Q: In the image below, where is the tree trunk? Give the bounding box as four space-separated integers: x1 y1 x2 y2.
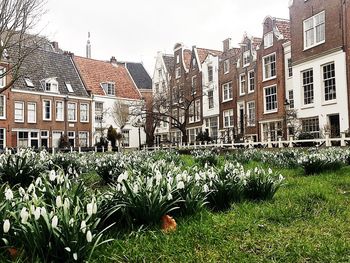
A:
181 130 188 144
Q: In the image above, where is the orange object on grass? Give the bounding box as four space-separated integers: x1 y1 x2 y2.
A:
161 215 177 233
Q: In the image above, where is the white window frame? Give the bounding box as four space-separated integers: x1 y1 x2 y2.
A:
101 82 115 96
65 82 74 92
262 53 276 81
175 67 181 79
264 32 274 49
80 103 89 122
67 102 77 122
189 103 194 124
287 58 293 78
247 101 256 127
243 51 250 67
0 67 5 88
55 100 64 121
223 59 230 74
195 99 201 122
27 102 36 123
0 95 6 119
14 101 24 123
0 128 6 149
191 76 196 94
222 82 233 102
45 79 59 93
223 109 234 128
263 85 278 113
24 78 34 88
43 100 52 121
208 89 214 109
208 65 213 82
248 70 255 93
239 73 246 96
302 68 314 106
322 62 336 102
79 131 89 147
303 11 325 50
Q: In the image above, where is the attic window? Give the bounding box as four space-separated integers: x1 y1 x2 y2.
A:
65 82 74 92
24 78 34 88
44 78 59 93
192 58 196 67
264 32 274 49
101 82 115 96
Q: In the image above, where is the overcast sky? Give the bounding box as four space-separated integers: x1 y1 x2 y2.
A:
40 0 290 75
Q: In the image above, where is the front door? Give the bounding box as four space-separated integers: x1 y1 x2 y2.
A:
239 107 244 135
329 114 340 138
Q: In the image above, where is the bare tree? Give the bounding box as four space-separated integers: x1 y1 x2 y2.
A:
112 100 130 131
0 0 46 93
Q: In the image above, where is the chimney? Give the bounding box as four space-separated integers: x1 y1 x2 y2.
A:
223 38 232 52
51 41 59 52
110 56 117 64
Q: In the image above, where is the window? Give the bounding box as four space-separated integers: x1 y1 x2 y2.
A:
323 62 336 101
189 104 194 123
52 131 63 148
0 128 5 149
45 79 59 93
192 58 196 68
175 67 181 79
287 58 293 77
18 132 29 147
248 71 255 93
68 131 75 147
65 82 74 92
223 59 230 73
239 74 246 95
0 67 5 88
158 69 162 78
264 85 277 112
0 95 6 119
80 103 89 122
243 51 250 67
14 101 24 122
288 90 294 109
24 78 34 88
223 109 234 128
79 132 88 147
262 121 283 141
208 90 214 109
95 102 103 121
208 66 213 82
102 82 115 96
155 83 159 94
304 11 325 49
41 130 49 148
176 54 180 64
121 130 129 147
264 32 273 49
27 102 36 123
43 100 52 120
302 69 314 105
68 102 77 121
191 76 196 94
302 117 320 138
263 53 276 80
195 100 201 122
56 101 64 121
247 101 255 126
222 82 233 102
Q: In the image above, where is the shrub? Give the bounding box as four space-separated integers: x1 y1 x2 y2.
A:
192 149 218 167
243 167 284 200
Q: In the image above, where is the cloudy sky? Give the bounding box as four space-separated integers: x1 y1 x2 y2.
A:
40 0 290 75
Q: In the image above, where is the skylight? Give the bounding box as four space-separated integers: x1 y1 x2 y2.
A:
24 78 34 88
65 82 74 92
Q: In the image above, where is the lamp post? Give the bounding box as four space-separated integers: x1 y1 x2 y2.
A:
284 99 291 139
134 118 143 150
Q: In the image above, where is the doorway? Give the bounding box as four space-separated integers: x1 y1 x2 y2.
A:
329 114 340 138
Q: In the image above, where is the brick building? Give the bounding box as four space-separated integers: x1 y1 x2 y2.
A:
257 16 291 141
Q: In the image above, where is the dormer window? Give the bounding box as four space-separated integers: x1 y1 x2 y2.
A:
24 78 34 88
44 78 59 93
101 82 115 96
192 58 196 67
65 82 74 92
264 32 274 49
243 51 250 67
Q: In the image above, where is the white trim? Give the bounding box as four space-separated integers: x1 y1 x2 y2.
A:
67 102 77 122
239 73 246 96
262 52 277 81
248 70 255 94
80 102 89 123
14 101 25 123
303 11 325 51
0 95 6 120
263 84 278 114
27 102 37 124
42 99 52 121
55 100 64 122
10 88 92 101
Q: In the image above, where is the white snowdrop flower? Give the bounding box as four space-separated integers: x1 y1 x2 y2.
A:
68 167 72 174
49 170 56 181
35 177 42 186
86 203 93 216
80 220 87 233
64 247 71 252
133 184 139 194
34 207 41 220
51 216 58 228
5 188 13 200
268 168 273 174
20 208 29 224
56 196 63 208
177 181 185 190
3 219 10 233
117 171 128 183
167 193 173 201
195 173 201 181
92 202 97 214
279 174 284 182
73 253 78 261
203 184 209 193
69 218 74 227
86 230 92 242
64 198 70 210
30 205 35 214
40 207 47 217
246 170 251 177
155 171 162 182
41 187 46 193
18 187 25 197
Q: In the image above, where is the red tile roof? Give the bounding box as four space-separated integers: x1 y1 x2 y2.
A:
74 56 141 100
275 18 291 40
197 48 223 63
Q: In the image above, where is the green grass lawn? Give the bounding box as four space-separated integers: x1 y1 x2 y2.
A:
91 165 350 263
